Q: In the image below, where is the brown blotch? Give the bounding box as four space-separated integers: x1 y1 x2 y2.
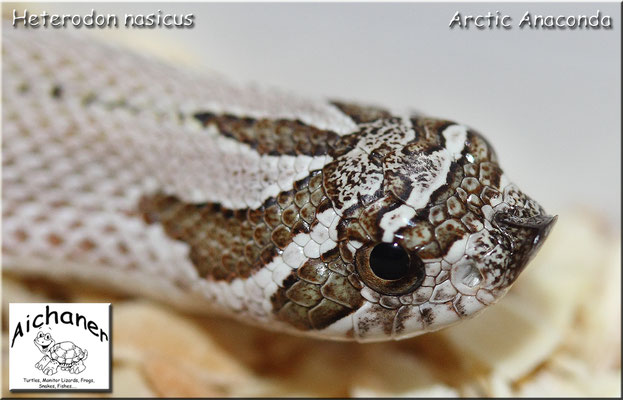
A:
188 247 212 278
309 188 325 207
271 272 298 310
328 132 360 158
297 259 330 284
308 173 323 192
78 238 96 252
14 229 30 243
295 138 314 154
410 117 456 147
358 197 397 241
126 262 139 271
299 203 316 225
348 274 364 290
286 281 323 307
97 256 112 266
320 247 340 263
193 112 342 156
263 204 282 229
309 298 353 330
246 208 264 225
136 170 328 283
221 253 237 271
47 233 64 247
244 243 261 266
281 205 299 227
330 101 393 124
291 219 310 236
259 246 277 265
34 214 49 223
320 273 364 309
293 191 310 209
102 224 117 234
293 174 312 192
338 219 370 243
277 302 313 330
140 193 283 282
338 241 355 264
276 190 294 209
50 199 70 209
253 223 271 247
17 81 30 93
327 259 349 276
316 198 334 215
271 225 292 249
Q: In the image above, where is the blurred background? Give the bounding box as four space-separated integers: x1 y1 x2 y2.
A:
8 1 620 229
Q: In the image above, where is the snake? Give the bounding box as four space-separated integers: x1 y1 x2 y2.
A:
2 27 557 342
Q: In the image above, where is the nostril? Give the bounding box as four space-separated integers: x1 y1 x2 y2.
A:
494 212 558 285
494 212 558 252
533 215 558 247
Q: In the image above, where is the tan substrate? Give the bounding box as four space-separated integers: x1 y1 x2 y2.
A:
1 209 620 397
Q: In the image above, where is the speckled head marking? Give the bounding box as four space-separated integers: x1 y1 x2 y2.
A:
308 115 556 340
260 114 557 341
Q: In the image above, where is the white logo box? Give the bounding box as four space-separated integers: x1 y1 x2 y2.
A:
9 303 111 392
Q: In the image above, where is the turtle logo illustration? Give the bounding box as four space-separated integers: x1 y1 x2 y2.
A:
33 331 88 375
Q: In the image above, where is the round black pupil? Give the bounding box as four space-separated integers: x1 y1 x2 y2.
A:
369 243 409 280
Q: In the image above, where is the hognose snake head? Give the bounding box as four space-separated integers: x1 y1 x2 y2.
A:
1 27 556 342
317 113 557 340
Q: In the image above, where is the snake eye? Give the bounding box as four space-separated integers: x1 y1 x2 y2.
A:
356 242 426 296
369 243 409 280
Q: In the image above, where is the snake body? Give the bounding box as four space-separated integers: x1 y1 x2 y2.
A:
2 28 556 342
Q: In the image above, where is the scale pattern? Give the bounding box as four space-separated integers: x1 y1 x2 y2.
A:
2 28 556 341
